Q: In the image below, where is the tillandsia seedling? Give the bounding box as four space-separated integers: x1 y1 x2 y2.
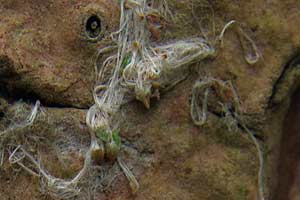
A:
91 0 262 198
0 0 265 199
217 20 260 65
95 129 121 162
0 101 41 167
190 77 265 200
91 136 105 164
118 156 140 194
121 53 133 70
191 78 240 126
0 101 94 199
96 128 110 142
105 130 121 162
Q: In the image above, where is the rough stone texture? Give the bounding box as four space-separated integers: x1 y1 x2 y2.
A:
0 0 300 199
0 0 120 107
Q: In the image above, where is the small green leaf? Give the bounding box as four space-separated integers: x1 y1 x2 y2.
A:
96 129 109 142
112 130 121 147
121 53 132 69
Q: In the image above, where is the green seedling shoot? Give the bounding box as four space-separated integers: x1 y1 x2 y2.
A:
121 53 132 69
96 129 110 142
96 129 121 162
105 130 121 162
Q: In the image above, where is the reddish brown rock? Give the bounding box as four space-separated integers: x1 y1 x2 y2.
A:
1 0 300 200
0 0 119 107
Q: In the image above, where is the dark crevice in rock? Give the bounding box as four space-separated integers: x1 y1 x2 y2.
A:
272 86 300 200
0 81 88 110
6 84 89 109
0 78 88 110
0 56 88 110
268 49 300 108
0 55 16 78
6 87 87 110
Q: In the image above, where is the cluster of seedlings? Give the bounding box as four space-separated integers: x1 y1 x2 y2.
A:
190 78 265 200
0 0 265 199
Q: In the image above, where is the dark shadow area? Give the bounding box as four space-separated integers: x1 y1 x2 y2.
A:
0 82 75 109
268 49 300 107
0 56 89 109
274 87 300 200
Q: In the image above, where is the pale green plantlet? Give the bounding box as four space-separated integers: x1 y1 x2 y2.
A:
96 129 110 142
112 130 121 147
121 53 132 69
104 130 121 162
0 0 264 199
190 77 265 200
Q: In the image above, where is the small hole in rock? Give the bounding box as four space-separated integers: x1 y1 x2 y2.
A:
85 15 102 40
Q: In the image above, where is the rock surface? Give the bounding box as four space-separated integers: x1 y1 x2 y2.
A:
0 0 119 107
0 0 300 199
